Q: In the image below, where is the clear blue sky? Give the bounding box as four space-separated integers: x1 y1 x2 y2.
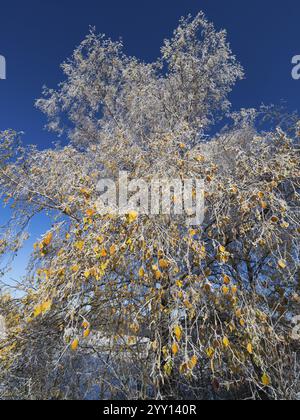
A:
0 0 299 283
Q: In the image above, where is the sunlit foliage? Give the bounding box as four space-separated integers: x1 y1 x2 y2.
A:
0 13 299 400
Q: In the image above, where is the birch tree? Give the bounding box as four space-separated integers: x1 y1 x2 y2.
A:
0 13 299 400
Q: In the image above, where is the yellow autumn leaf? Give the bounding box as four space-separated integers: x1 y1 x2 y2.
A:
100 248 107 257
109 244 116 255
43 232 53 247
71 338 79 351
174 325 183 341
189 229 198 237
75 241 84 251
179 362 188 374
41 300 52 313
222 285 230 295
247 343 253 355
223 275 230 285
86 208 96 217
231 285 238 295
223 337 230 348
164 361 173 376
82 320 89 329
138 267 145 278
83 329 91 338
33 304 43 318
188 355 198 369
278 259 287 269
127 210 138 224
206 347 215 359
155 270 162 280
129 322 140 333
236 308 242 318
195 155 205 163
159 259 170 270
96 236 104 244
261 201 268 210
262 373 271 386
172 342 179 356
33 300 52 318
71 265 80 273
281 221 289 229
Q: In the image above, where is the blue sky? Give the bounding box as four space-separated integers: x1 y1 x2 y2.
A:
0 0 299 283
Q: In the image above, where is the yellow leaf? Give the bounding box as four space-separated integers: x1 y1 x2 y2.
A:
172 342 179 356
179 362 188 374
84 270 91 279
71 338 79 351
222 286 230 295
278 259 287 269
164 361 173 376
109 244 116 255
82 320 89 329
261 201 268 210
129 322 140 333
43 232 53 247
262 373 271 386
33 300 52 318
96 236 104 244
71 265 80 273
247 343 253 355
195 155 205 163
162 346 169 359
281 221 289 229
33 304 43 318
189 229 198 237
223 275 231 285
174 325 183 341
236 309 242 318
231 285 238 295
128 336 137 345
206 347 215 359
75 241 84 251
159 259 170 270
41 300 52 313
257 191 265 199
188 355 198 369
223 337 230 348
100 248 107 258
127 210 138 224
83 329 90 338
219 245 226 253
86 208 96 217
138 267 145 278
